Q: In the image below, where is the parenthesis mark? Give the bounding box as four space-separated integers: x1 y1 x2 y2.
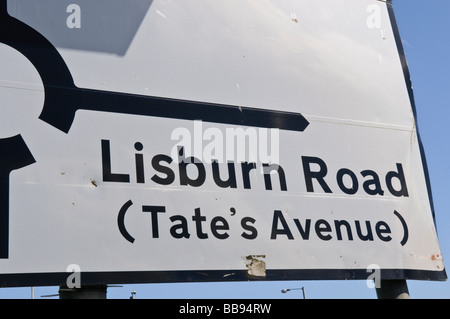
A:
230 207 236 216
118 200 135 243
394 210 408 246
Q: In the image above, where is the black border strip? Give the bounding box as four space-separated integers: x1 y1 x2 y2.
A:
385 1 447 280
386 1 437 222
387 1 447 277
0 268 445 288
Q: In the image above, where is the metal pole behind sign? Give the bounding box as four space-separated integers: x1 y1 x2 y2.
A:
58 285 107 299
376 280 410 299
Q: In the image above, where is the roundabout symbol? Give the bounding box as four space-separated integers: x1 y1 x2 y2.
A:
0 0 308 258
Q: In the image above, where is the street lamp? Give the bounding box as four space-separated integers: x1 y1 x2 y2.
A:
281 286 306 299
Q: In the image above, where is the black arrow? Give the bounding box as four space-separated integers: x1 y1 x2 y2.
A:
0 1 309 134
39 86 310 134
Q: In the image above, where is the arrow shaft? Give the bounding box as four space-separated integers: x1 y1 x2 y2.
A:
77 88 309 132
0 135 36 259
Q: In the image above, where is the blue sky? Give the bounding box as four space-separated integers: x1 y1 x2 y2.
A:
1 0 449 299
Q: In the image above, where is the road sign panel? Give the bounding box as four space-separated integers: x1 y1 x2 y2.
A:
0 0 445 287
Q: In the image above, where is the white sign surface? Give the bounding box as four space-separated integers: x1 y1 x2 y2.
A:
0 0 445 286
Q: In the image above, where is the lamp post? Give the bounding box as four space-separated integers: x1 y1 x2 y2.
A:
281 286 306 299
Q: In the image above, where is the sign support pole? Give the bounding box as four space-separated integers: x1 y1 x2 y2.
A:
376 280 410 299
58 285 107 299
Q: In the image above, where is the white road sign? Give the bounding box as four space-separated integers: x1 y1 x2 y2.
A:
0 0 445 287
